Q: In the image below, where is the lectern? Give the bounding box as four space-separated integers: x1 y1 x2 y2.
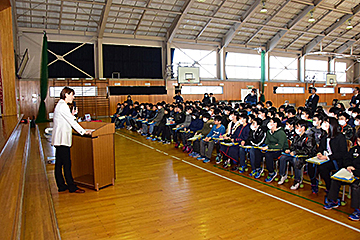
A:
71 121 115 191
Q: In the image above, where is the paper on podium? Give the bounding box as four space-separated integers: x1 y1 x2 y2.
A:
306 156 330 165
331 168 358 183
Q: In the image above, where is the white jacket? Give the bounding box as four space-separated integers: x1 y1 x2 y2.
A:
51 99 86 147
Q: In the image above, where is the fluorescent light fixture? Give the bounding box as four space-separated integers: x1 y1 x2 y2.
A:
308 11 315 23
346 19 353 30
260 1 267 13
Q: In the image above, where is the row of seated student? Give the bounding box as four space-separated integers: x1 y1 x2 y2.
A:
111 100 360 222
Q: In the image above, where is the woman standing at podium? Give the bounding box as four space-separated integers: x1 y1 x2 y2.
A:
52 87 92 193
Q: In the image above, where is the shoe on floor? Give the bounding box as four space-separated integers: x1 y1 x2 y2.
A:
265 172 277 183
349 209 360 221
238 166 246 173
254 168 264 179
215 155 223 164
197 156 205 161
70 188 85 193
278 175 287 185
231 166 239 171
249 170 256 177
290 181 301 190
203 158 210 163
323 200 340 210
192 153 200 158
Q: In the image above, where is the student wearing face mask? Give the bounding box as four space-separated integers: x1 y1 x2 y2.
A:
355 115 360 133
327 107 340 118
245 118 267 178
308 117 347 195
189 113 214 159
223 114 250 171
284 119 296 142
306 114 326 145
278 120 317 190
180 111 204 152
258 108 270 128
219 113 242 166
300 109 313 128
338 112 354 141
261 118 289 183
323 131 360 221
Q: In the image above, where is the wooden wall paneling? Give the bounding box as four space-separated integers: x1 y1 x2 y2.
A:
0 7 17 116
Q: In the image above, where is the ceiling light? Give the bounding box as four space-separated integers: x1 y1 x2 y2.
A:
308 11 315 23
260 1 267 13
197 0 206 2
346 19 353 30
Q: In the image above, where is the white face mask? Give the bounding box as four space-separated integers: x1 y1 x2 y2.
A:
203 118 208 122
157 106 161 110
250 125 257 131
208 111 212 115
301 115 306 120
355 120 360 126
321 122 328 131
338 120 346 126
267 122 273 130
259 115 264 120
285 125 290 130
295 128 302 135
257 106 262 109
192 116 196 119
186 112 190 115
328 113 335 117
140 106 144 109
229 115 234 121
352 113 357 118
313 121 318 127
239 119 244 125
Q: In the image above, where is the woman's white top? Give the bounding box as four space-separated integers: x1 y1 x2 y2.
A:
51 99 86 147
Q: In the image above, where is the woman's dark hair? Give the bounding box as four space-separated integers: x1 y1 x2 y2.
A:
60 87 75 100
326 117 341 139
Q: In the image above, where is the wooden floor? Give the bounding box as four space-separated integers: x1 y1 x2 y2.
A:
41 127 360 239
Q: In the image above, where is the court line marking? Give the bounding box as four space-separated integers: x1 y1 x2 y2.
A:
116 132 360 233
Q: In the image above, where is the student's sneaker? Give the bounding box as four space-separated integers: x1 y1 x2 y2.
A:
203 158 210 163
175 142 180 148
197 156 205 161
323 200 340 210
249 170 256 177
182 146 187 151
349 209 360 221
278 175 287 185
141 133 147 136
223 159 231 168
189 152 195 157
231 166 239 171
290 180 301 190
137 129 142 133
146 136 152 140
163 140 171 145
254 168 263 179
238 166 247 173
265 172 277 183
215 154 222 164
152 138 158 141
192 153 200 158
311 184 319 194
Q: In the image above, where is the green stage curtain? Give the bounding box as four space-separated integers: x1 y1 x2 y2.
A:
36 32 49 123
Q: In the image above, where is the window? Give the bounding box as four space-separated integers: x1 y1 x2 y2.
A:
225 52 261 80
172 49 216 79
305 59 328 82
335 61 347 83
49 86 97 97
269 56 297 81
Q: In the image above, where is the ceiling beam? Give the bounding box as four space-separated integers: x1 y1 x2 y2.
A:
220 0 261 51
245 0 291 45
97 0 112 38
195 0 227 41
301 3 360 56
265 0 323 52
167 0 196 43
134 0 153 36
335 40 356 54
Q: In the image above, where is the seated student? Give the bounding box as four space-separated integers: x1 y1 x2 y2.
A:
323 132 360 221
147 103 165 138
258 108 270 128
256 102 264 110
198 115 226 163
265 101 273 110
174 106 193 148
284 118 296 142
246 118 267 178
189 113 214 158
260 118 289 183
180 111 203 152
308 117 347 194
152 108 170 141
355 115 360 133
328 107 341 118
111 103 122 123
135 104 147 132
300 109 313 128
296 107 305 120
234 114 251 172
278 120 317 190
267 110 276 120
338 112 354 141
306 113 326 145
284 108 297 124
219 112 242 166
349 108 360 128
275 112 284 122
141 104 154 136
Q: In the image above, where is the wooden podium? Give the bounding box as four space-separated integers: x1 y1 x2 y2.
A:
71 122 115 191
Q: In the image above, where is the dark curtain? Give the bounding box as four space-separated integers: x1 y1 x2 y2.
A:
36 32 48 123
171 48 175 78
103 45 162 79
47 42 94 78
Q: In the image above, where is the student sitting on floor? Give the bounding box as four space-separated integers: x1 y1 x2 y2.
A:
218 112 242 166
180 110 203 152
246 118 267 178
308 117 347 194
323 131 360 221
260 118 289 183
338 112 354 141
278 120 317 190
189 113 214 158
197 115 225 163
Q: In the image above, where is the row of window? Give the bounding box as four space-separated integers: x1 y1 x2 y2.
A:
172 49 348 82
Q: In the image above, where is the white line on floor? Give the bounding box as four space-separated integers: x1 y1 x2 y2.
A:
115 132 360 233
